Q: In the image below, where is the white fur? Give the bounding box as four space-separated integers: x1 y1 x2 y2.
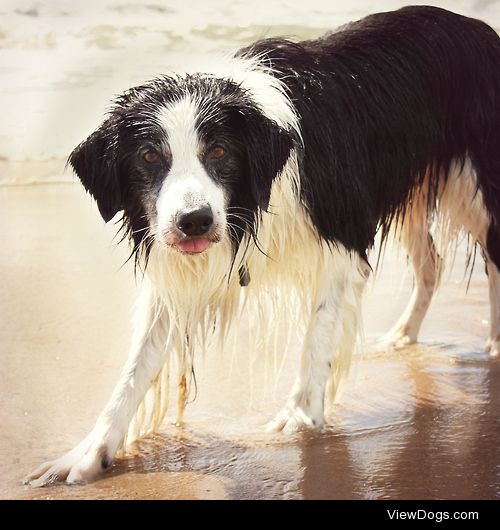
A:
265 246 368 432
383 175 442 347
177 54 301 137
385 158 500 355
155 95 227 240
436 158 491 251
25 143 368 485
221 55 302 137
485 259 500 358
24 281 170 485
24 59 332 486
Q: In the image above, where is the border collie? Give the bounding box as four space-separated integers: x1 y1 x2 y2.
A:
26 5 500 486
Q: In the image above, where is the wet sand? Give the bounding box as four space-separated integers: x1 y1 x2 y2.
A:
1 183 498 500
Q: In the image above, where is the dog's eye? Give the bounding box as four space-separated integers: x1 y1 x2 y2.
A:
207 146 226 160
143 150 160 163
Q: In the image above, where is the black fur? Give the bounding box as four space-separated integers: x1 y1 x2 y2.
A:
190 78 297 251
70 5 500 271
240 5 500 267
69 117 123 223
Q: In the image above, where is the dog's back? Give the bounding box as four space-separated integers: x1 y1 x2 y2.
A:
239 5 500 266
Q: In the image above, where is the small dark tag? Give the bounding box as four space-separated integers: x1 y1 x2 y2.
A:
239 264 251 286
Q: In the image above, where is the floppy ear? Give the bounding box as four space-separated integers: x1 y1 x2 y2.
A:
69 117 123 223
240 111 297 211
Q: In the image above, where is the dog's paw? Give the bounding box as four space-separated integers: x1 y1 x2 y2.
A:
486 337 499 358
24 440 112 487
265 404 324 433
380 327 417 349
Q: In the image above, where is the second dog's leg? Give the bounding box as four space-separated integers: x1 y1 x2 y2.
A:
24 281 170 486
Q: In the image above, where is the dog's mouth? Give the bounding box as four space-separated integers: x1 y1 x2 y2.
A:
174 236 211 254
161 223 224 255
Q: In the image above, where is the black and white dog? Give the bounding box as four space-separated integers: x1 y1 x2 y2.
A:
26 6 500 486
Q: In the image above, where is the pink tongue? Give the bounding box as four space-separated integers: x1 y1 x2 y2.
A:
176 237 210 253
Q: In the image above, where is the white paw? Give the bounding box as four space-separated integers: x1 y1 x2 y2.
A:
24 438 112 487
265 404 324 433
380 327 417 349
486 338 499 358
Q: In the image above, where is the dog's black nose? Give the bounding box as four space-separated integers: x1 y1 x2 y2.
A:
176 207 214 236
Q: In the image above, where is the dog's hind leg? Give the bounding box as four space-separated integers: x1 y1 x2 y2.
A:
436 158 500 356
24 281 171 486
266 249 368 433
383 195 442 347
485 223 500 358
485 258 500 357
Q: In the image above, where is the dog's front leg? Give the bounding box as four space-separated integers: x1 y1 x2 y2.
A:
266 255 365 433
24 281 170 487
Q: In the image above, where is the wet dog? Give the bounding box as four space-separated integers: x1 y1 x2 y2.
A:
26 5 500 486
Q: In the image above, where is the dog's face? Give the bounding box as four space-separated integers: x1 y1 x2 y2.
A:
69 75 296 260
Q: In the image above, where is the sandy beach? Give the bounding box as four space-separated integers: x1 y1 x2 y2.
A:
1 182 498 499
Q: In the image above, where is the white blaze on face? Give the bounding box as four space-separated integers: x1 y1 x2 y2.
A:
155 95 227 241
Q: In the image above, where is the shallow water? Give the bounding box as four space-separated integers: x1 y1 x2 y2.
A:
0 184 498 499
